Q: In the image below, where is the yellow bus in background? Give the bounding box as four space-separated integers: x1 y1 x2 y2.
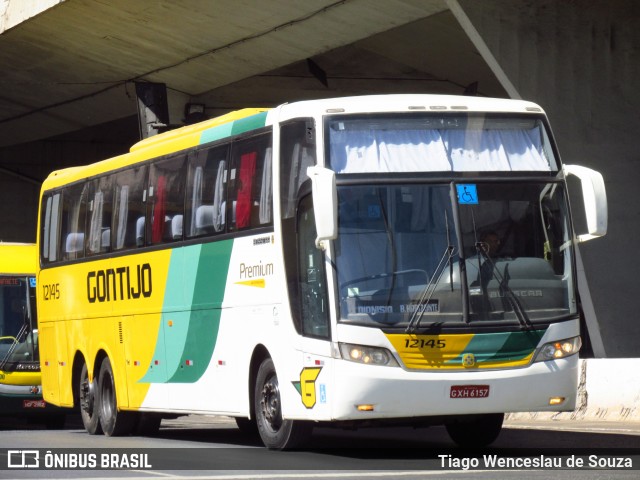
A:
0 242 65 428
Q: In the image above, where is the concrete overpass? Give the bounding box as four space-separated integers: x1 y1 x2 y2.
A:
0 0 638 357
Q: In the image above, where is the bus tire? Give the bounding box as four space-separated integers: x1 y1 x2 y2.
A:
97 357 136 436
254 358 311 450
79 362 102 435
445 413 504 448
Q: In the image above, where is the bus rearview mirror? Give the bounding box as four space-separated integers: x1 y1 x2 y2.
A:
307 166 337 249
563 164 608 242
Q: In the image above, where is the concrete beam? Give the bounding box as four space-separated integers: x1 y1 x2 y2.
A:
446 0 520 99
0 0 62 33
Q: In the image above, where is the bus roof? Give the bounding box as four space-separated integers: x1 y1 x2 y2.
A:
0 243 36 275
41 107 269 191
275 94 545 121
128 108 270 154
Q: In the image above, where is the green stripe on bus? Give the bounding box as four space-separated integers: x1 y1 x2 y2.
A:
446 330 545 365
198 111 267 146
140 248 192 384
230 111 268 136
140 240 234 384
484 329 545 363
199 123 233 145
169 240 233 383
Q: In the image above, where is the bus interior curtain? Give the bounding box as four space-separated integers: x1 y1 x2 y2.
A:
116 185 129 249
285 143 301 219
331 128 550 173
88 191 104 253
152 175 167 243
259 148 272 224
236 153 256 228
49 194 61 261
212 160 226 231
190 166 203 237
70 184 89 236
285 143 315 219
43 197 52 260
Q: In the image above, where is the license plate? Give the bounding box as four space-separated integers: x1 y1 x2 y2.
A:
23 399 46 409
450 385 490 399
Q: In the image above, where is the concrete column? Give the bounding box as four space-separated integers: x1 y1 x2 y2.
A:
451 0 640 357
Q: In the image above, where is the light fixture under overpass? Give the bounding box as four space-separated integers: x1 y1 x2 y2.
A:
183 103 207 125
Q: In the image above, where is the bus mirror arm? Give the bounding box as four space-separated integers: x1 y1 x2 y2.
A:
563 164 608 242
307 166 338 250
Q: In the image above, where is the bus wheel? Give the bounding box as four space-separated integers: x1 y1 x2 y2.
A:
97 357 135 436
445 413 504 448
254 358 311 449
79 362 102 435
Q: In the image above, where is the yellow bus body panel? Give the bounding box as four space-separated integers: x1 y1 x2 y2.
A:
38 250 172 408
0 370 40 386
0 243 36 275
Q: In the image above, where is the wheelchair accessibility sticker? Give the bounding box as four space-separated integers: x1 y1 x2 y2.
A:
457 184 478 205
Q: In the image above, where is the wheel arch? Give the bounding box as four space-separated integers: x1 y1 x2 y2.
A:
71 350 86 408
71 349 107 406
247 344 271 419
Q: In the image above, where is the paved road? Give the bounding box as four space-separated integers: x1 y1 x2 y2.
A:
0 414 639 479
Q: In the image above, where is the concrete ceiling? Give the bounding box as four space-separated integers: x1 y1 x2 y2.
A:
0 0 506 148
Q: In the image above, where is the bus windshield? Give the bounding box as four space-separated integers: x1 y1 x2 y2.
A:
0 276 38 369
335 181 575 328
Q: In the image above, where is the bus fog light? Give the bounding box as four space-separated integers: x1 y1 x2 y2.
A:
339 343 398 367
549 397 565 406
356 404 375 411
534 336 582 362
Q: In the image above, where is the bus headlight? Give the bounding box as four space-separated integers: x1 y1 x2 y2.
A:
534 336 582 362
339 343 398 367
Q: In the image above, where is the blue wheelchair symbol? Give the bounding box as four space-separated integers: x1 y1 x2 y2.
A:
457 184 478 205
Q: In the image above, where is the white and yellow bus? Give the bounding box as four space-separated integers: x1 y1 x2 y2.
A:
37 94 607 448
0 243 65 427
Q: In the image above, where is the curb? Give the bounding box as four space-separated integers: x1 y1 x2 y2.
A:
506 359 640 423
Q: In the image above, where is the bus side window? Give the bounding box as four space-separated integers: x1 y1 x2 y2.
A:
86 175 113 256
60 182 90 261
185 144 229 238
147 155 186 245
113 165 147 250
279 120 317 335
229 132 273 231
41 192 61 264
298 194 330 339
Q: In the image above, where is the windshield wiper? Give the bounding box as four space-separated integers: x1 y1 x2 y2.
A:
475 244 533 330
0 320 29 370
406 210 457 333
406 243 456 334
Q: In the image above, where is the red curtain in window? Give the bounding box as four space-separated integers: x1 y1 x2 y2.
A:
236 152 256 228
152 175 166 243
